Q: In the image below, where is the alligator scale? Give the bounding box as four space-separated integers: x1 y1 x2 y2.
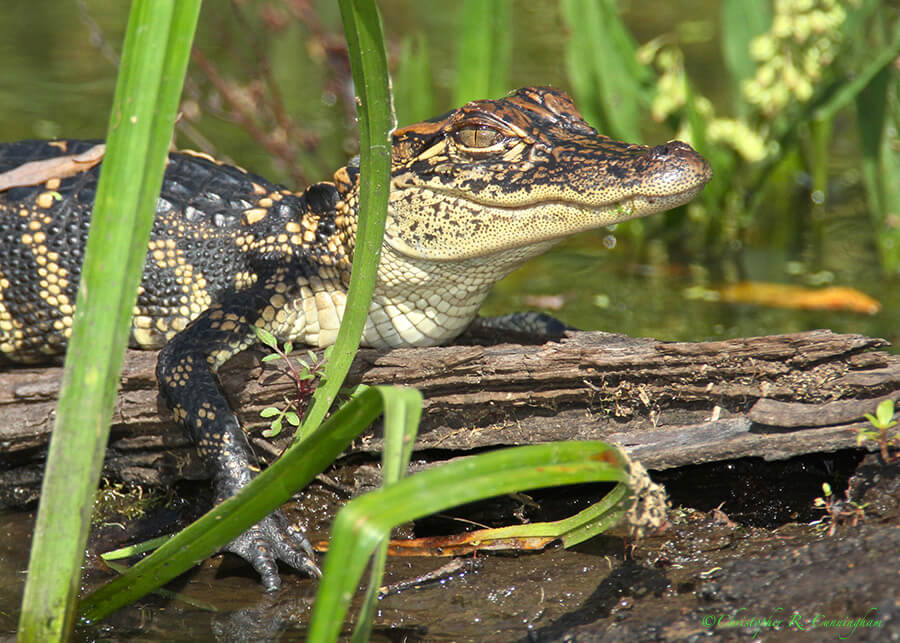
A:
0 87 711 589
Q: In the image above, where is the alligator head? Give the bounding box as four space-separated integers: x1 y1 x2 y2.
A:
338 86 712 348
385 86 711 262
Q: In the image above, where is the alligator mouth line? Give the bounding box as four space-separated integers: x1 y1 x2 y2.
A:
402 184 708 215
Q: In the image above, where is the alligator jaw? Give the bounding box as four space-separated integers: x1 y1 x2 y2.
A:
384 153 712 262
616 179 712 220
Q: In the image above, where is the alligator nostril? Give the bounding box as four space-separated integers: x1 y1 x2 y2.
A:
650 141 696 160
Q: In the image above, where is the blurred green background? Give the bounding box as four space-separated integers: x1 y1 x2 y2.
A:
2 0 897 348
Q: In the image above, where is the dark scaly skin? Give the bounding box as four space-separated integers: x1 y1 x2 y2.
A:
0 140 350 361
0 87 712 589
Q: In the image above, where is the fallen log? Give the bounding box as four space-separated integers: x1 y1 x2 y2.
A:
1 329 897 505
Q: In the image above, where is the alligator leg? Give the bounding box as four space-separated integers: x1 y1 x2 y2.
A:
156 269 320 590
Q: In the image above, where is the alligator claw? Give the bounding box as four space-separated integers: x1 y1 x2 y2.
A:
224 510 321 591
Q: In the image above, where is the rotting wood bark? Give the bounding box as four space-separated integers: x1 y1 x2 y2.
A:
1 329 897 505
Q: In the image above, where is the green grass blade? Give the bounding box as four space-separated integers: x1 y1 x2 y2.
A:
393 33 435 126
81 1 394 623
100 535 173 561
558 481 630 546
352 386 422 643
308 442 629 641
78 387 385 624
101 561 219 613
457 481 629 547
560 0 648 140
808 116 832 199
720 0 771 114
857 64 900 275
377 386 423 484
297 0 393 440
17 2 200 640
453 0 512 105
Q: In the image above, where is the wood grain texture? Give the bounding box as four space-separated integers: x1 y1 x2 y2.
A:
2 329 897 505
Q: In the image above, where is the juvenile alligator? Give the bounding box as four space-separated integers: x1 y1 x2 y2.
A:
0 87 711 589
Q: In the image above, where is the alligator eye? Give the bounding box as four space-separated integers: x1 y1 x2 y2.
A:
454 126 504 149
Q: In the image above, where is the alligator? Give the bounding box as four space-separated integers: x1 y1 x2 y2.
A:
0 86 712 590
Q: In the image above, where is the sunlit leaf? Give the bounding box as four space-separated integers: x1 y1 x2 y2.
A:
254 326 278 349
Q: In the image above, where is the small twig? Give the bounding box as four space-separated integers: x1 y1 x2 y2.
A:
74 0 120 67
378 558 483 597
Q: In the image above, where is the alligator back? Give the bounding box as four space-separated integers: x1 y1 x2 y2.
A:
0 140 326 362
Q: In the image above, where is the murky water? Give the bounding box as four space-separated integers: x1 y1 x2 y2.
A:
1 0 897 639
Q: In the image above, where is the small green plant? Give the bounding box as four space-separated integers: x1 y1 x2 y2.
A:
813 482 867 536
854 399 899 463
254 326 330 437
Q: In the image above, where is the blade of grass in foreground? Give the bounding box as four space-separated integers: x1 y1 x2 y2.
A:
296 0 393 441
382 479 630 557
78 387 389 624
351 385 422 643
80 0 393 624
82 386 422 627
308 441 630 642
18 2 200 640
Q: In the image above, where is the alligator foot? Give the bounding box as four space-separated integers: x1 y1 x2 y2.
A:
477 311 574 336
224 509 321 591
464 311 575 344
